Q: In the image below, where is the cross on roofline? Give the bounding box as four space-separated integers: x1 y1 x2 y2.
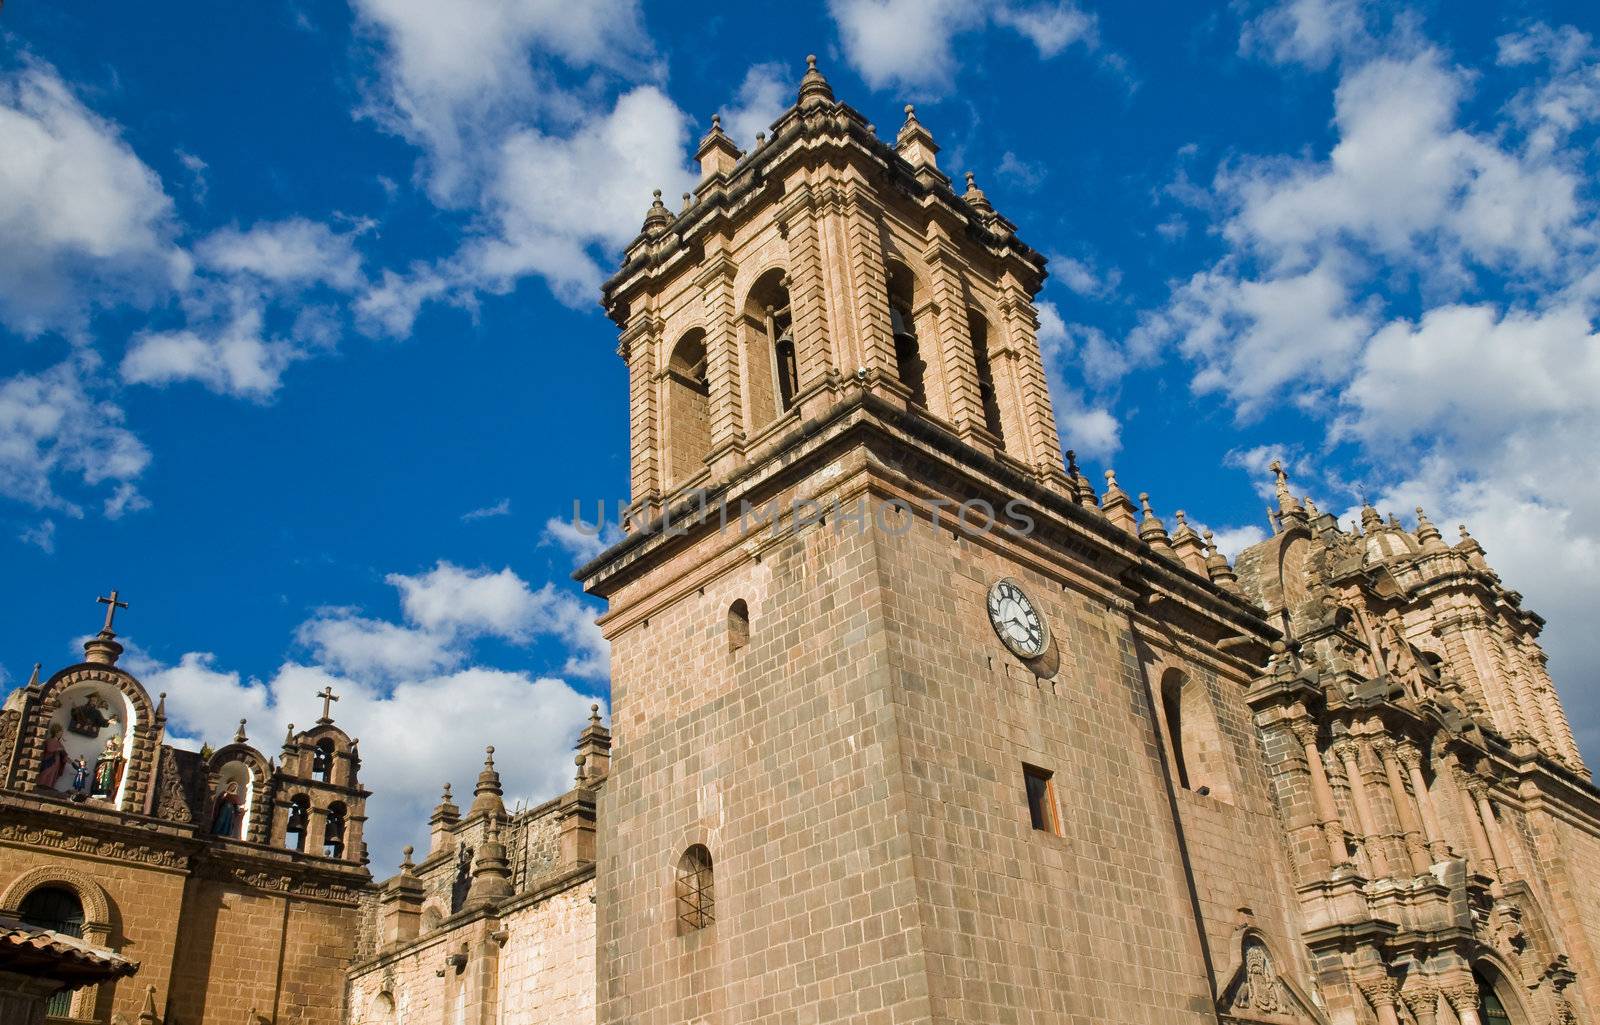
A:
316 685 340 724
97 590 129 634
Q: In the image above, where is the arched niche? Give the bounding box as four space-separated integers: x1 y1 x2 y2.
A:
885 259 928 408
665 328 712 487
39 674 146 810
0 866 114 945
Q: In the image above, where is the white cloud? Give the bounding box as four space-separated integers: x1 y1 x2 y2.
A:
0 355 150 515
462 498 512 522
388 562 543 640
121 306 303 401
18 520 56 554
351 0 657 204
134 648 602 865
1037 300 1121 459
196 219 365 291
718 63 789 151
828 0 1098 95
541 515 620 567
297 612 461 679
1238 0 1369 69
0 59 188 337
995 150 1047 190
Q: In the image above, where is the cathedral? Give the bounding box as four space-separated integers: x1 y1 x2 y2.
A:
4 56 1600 1025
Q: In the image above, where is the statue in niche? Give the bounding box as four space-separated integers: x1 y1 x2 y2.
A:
70 756 90 798
91 735 124 798
37 723 69 788
1234 940 1282 1013
68 694 117 738
211 780 244 837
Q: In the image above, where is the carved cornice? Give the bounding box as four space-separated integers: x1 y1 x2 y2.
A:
0 820 186 870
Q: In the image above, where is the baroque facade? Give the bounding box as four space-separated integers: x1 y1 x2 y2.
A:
0 602 372 1025
13 56 1600 1025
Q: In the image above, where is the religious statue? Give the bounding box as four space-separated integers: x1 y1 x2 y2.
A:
37 723 69 788
91 736 124 798
70 757 90 797
68 694 117 738
211 780 244 837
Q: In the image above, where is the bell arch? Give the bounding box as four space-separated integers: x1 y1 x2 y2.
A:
665 328 712 487
741 267 794 428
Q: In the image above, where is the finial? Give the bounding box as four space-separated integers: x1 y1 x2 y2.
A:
1304 496 1319 517
681 192 692 212
1065 449 1079 476
484 745 495 768
1203 529 1217 554
442 782 453 802
1139 492 1154 515
589 703 602 726
963 170 994 215
710 113 722 131
234 718 248 744
756 130 766 145
1104 469 1120 490
640 189 672 234
1360 502 1382 530
1268 459 1303 516
27 662 41 688
283 723 295 747
1415 506 1444 549
401 844 415 869
798 53 835 107
903 103 918 122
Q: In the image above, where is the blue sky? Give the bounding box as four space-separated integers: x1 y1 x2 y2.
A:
3 0 1597 862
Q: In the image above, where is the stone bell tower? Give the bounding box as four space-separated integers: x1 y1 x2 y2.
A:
583 56 1288 1025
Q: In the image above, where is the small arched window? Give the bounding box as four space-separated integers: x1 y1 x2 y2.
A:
451 844 474 913
675 844 715 934
728 600 750 652
20 886 84 1018
324 801 348 859
312 738 336 783
285 794 310 852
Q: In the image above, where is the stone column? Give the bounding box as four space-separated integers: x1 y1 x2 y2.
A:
924 230 984 439
995 283 1068 492
1472 783 1517 881
1443 981 1484 1025
1359 977 1404 1025
1374 739 1431 874
621 313 662 527
1451 763 1500 881
1401 983 1439 1025
697 252 745 473
1397 742 1450 862
1293 722 1350 869
1335 739 1390 878
778 182 836 403
840 183 898 391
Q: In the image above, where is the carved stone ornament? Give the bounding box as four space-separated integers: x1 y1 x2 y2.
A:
157 747 194 823
1218 932 1329 1024
0 822 183 868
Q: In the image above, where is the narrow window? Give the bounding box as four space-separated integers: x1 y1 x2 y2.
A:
285 794 310 852
451 844 474 913
728 599 750 652
744 268 794 425
675 844 715 933
770 305 798 412
1023 765 1060 835
1161 670 1191 791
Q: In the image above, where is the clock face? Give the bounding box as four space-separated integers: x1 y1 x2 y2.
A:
987 578 1047 659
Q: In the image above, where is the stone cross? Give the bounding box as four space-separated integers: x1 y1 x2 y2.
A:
97 590 129 633
316 685 340 724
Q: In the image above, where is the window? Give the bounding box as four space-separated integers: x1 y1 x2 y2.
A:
728 600 750 652
1476 968 1513 1025
451 844 474 913
313 739 335 783
20 886 84 1018
744 269 796 424
1023 765 1060 835
675 844 715 933
285 794 310 852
